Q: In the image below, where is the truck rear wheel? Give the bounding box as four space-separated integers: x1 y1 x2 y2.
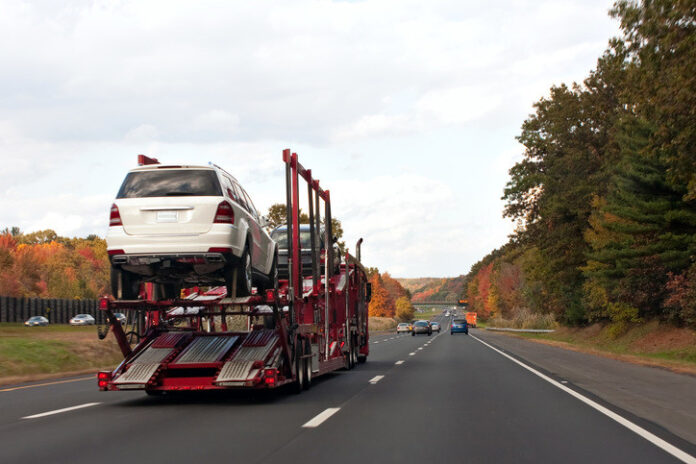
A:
293 343 305 394
303 341 312 390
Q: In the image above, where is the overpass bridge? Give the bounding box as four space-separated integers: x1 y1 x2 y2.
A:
412 301 465 308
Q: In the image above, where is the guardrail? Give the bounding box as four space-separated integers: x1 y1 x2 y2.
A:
485 327 555 333
0 295 104 324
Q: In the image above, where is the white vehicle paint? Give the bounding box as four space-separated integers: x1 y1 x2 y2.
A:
107 164 276 298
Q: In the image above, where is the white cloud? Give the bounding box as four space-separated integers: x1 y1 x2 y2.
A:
0 0 620 276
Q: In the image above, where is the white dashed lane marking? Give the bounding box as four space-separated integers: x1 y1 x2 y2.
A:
22 402 101 420
302 408 341 428
369 375 385 385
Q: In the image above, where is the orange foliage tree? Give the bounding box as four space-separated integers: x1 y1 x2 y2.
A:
0 230 109 298
368 273 396 317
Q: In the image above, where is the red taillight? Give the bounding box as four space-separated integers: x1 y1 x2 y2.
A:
264 368 278 386
214 201 234 224
97 371 112 390
99 297 109 310
208 247 232 254
107 249 125 256
109 203 122 226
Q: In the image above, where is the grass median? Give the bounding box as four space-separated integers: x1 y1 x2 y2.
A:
0 323 124 386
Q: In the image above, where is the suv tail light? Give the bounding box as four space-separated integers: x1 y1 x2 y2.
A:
214 201 235 224
110 204 122 226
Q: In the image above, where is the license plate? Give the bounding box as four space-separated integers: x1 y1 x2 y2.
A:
156 211 178 223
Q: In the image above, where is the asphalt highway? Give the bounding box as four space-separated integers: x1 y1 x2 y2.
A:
1 313 694 464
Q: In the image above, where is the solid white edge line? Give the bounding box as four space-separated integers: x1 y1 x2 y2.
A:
369 375 385 384
395 360 404 365
22 402 101 419
302 407 341 428
470 335 696 464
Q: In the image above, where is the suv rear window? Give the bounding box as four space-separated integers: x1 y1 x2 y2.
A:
271 228 325 250
117 170 222 198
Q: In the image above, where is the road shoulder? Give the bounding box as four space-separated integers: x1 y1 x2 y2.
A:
474 329 696 446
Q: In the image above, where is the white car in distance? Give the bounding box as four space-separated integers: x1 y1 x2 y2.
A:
107 162 277 300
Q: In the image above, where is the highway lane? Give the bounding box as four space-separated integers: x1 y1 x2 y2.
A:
1 313 693 463
0 326 431 464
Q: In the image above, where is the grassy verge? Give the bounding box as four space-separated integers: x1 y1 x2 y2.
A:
487 309 557 330
505 320 696 373
369 317 398 332
0 323 124 385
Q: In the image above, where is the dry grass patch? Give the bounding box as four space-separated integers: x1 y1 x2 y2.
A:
369 317 398 332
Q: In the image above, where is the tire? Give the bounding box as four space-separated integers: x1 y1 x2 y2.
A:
237 244 253 297
303 341 312 390
260 249 279 292
111 267 140 300
293 342 305 394
357 354 367 364
411 332 415 337
346 337 357 369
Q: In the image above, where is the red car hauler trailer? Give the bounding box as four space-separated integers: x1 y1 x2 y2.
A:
97 150 371 393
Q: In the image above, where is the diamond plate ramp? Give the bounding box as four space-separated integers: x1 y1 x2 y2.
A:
173 336 238 364
113 363 161 385
216 360 256 383
132 347 174 364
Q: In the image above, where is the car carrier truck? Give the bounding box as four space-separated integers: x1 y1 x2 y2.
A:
97 150 371 394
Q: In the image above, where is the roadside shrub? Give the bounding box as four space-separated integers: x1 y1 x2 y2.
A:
488 309 557 330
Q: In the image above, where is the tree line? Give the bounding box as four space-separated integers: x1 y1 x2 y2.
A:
368 270 415 321
467 0 696 329
0 228 109 299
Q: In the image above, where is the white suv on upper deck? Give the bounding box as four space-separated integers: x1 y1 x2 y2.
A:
106 162 277 299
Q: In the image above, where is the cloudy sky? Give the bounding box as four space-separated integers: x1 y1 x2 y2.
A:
0 0 620 278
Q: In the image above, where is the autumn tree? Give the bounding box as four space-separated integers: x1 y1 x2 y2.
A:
395 296 415 322
368 273 396 317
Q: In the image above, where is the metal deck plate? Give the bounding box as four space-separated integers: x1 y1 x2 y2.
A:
132 347 174 364
216 360 255 383
114 363 160 385
233 343 275 362
173 336 238 364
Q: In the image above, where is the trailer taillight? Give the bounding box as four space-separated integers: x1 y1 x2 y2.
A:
109 204 122 226
263 368 278 386
214 201 234 224
97 371 112 390
99 297 109 310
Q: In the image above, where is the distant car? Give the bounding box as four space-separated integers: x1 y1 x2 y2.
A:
70 314 96 326
450 318 468 335
25 316 49 326
444 311 450 317
113 313 127 325
396 322 411 333
412 320 432 336
431 321 441 333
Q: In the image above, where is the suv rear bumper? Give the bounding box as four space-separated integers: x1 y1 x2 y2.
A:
107 225 242 256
